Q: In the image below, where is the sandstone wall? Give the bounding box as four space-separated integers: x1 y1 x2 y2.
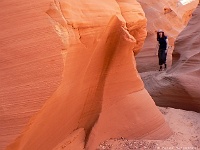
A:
136 0 198 72
141 4 200 112
0 0 63 149
1 0 172 150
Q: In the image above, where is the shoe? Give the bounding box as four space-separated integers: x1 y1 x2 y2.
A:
164 64 167 69
159 65 162 71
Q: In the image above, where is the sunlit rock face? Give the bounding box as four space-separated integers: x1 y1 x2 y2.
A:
141 4 200 113
0 1 64 150
3 0 172 150
136 0 198 72
180 0 196 5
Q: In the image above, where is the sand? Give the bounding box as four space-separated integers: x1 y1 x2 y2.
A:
98 107 200 150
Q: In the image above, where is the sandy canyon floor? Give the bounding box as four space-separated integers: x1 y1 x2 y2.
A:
98 107 200 150
97 69 200 150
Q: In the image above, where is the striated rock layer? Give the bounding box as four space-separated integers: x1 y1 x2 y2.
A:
3 0 172 150
136 0 199 72
141 3 200 112
0 0 64 150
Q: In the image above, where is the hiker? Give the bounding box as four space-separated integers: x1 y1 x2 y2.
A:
157 29 168 71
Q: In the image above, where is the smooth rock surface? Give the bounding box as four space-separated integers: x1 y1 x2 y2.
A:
140 3 200 112
0 0 63 149
1 1 172 150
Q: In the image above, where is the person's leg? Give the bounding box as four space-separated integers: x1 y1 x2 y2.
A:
159 65 162 71
164 51 167 69
160 50 166 70
158 50 162 71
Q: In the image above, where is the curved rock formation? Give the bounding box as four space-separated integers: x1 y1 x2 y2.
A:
136 0 198 72
141 4 200 112
2 0 172 150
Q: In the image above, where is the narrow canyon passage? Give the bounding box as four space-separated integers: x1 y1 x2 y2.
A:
0 0 199 150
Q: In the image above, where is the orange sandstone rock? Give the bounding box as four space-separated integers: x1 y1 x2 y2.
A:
141 4 200 112
167 3 200 112
3 0 172 150
0 0 63 150
53 128 85 150
136 0 198 72
164 7 172 14
116 0 147 55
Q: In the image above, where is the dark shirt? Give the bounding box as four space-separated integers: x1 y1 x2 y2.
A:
157 36 167 50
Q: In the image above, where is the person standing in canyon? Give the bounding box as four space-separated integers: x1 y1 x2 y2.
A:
156 29 168 71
